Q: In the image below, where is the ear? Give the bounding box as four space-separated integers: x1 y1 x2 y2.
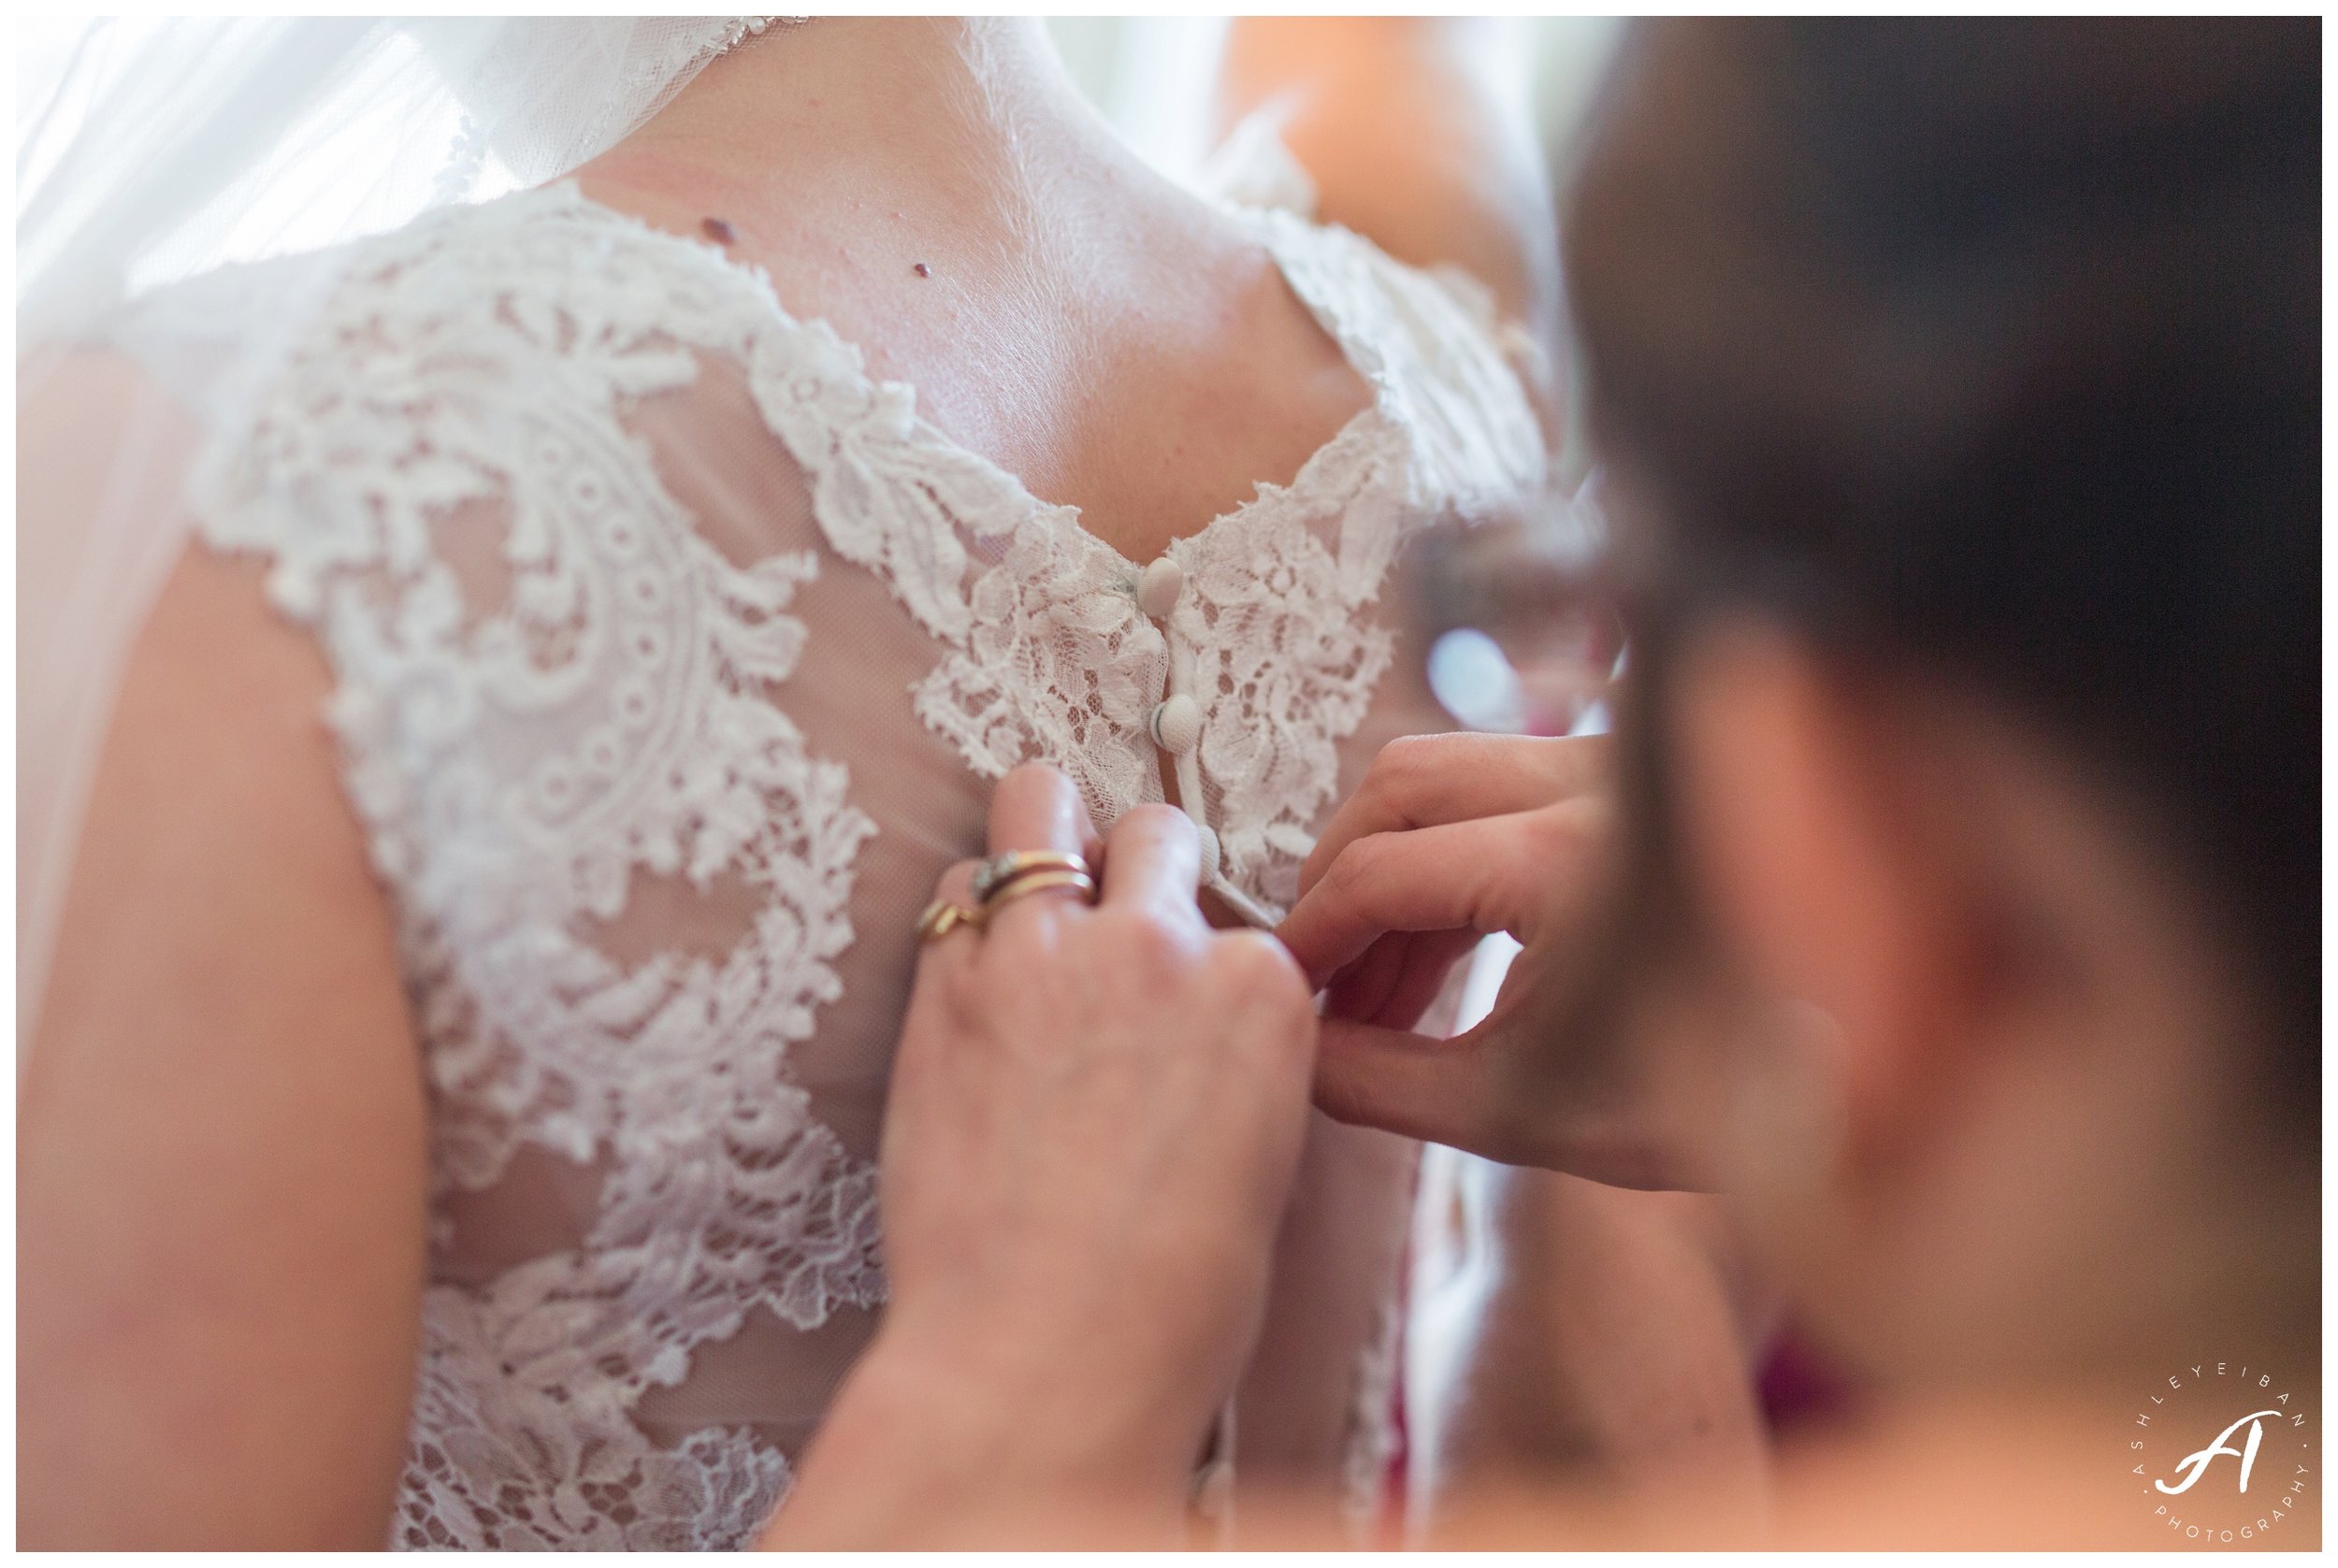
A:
1662 623 1964 1148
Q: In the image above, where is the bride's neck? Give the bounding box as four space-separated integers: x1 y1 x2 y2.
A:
592 19 1131 222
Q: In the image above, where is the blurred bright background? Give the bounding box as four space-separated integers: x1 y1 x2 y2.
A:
1046 17 1620 180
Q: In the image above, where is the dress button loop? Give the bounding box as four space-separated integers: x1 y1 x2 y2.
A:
1137 556 1185 619
1148 694 1202 755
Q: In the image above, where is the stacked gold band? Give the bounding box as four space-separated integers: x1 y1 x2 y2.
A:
980 867 1096 913
916 845 1090 943
971 849 1093 903
918 849 1100 945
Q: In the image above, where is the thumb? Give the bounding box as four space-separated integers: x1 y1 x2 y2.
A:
1320 1013 1733 1193
1310 1016 1514 1158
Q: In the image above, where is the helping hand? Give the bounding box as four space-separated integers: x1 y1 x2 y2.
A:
1278 731 1726 1190
775 764 1318 1546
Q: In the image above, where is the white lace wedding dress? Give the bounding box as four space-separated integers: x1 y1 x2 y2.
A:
99 176 1546 1548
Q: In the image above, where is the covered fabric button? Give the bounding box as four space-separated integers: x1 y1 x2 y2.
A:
1136 555 1185 619
1148 693 1202 755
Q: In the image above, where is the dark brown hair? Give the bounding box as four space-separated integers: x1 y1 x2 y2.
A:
1566 21 2318 1089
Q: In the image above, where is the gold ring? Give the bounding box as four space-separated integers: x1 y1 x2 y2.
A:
916 899 984 943
978 868 1097 914
972 849 1094 904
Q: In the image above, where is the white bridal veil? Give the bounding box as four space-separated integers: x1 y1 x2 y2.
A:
18 17 787 1038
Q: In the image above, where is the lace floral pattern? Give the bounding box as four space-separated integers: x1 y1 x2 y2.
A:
163 186 890 1548
772 201 1545 913
122 178 1544 1548
1173 442 1401 908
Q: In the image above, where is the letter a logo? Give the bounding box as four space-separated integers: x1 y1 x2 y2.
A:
2157 1411 2282 1495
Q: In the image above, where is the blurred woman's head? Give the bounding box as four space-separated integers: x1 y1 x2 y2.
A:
1559 19 2316 1383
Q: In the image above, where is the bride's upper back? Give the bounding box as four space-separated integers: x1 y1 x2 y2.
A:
574 18 1377 568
